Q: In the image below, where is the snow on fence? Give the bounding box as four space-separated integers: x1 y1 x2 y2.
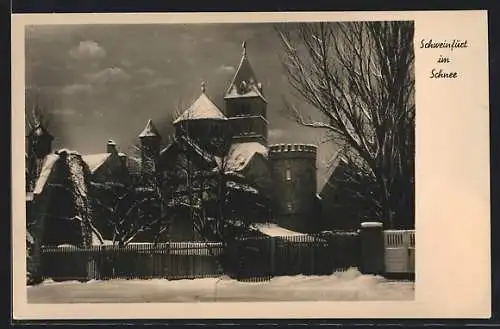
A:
384 230 415 274
40 242 224 281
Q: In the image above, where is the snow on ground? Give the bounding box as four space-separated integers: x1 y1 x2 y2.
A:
27 268 414 303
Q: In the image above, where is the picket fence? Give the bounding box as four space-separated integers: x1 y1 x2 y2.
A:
39 230 414 282
40 233 360 282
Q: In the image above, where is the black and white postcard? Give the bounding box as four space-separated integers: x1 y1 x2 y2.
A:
12 11 490 319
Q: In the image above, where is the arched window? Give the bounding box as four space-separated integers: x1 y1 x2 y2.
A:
285 168 292 181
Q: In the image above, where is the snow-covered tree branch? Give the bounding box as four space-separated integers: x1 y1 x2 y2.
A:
277 21 415 229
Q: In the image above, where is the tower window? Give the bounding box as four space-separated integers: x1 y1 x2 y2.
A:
287 202 293 212
285 168 292 181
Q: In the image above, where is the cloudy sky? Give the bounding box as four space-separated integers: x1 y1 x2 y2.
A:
25 23 340 185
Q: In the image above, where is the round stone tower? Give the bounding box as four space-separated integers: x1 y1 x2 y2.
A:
269 143 319 233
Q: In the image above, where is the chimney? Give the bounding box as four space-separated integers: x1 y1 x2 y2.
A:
107 139 117 154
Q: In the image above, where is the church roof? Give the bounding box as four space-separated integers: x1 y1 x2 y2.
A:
173 85 227 124
138 119 161 138
224 42 267 103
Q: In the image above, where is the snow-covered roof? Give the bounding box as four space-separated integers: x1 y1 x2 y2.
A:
224 42 267 103
82 153 111 173
226 180 259 194
173 92 227 124
318 148 344 194
225 84 265 101
138 119 161 138
361 222 383 228
33 153 59 195
251 223 307 238
224 142 268 173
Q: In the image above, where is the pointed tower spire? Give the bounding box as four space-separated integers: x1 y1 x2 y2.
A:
201 80 206 94
223 40 268 146
224 40 266 102
138 119 161 188
242 40 247 57
138 119 161 139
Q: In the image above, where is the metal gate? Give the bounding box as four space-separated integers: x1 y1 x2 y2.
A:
384 230 415 274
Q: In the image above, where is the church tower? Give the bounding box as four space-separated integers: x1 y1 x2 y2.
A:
29 122 53 160
27 121 54 191
224 41 268 146
173 82 228 155
138 119 161 188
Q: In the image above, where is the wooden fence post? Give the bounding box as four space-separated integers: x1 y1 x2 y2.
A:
359 221 385 275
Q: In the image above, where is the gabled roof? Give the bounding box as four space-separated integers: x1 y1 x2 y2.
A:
173 90 227 124
223 142 268 173
224 42 266 103
82 153 111 174
318 149 344 194
33 153 59 195
138 119 161 138
318 147 372 196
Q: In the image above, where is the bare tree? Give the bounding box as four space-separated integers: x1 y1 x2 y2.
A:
163 102 258 272
90 181 170 247
277 21 415 229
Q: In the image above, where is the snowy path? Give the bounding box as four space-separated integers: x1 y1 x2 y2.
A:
27 269 414 303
